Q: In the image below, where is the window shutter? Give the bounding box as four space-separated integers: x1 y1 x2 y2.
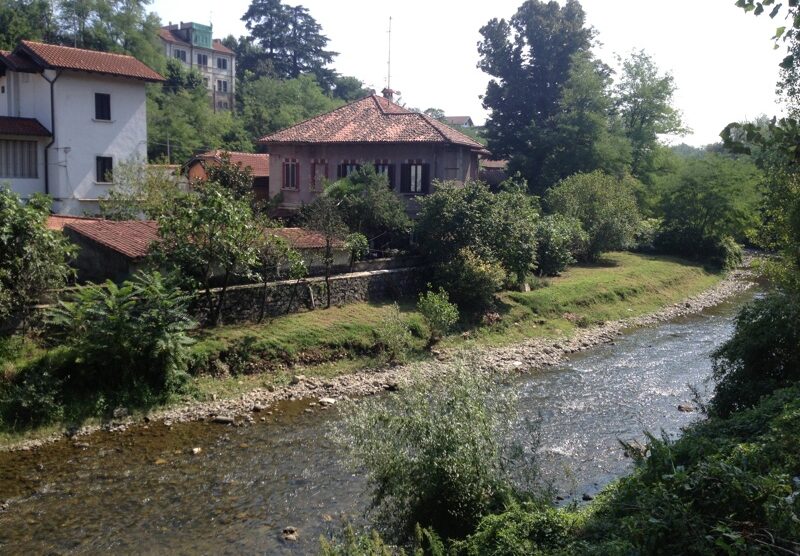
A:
388 164 396 189
337 163 344 179
421 163 431 193
283 162 288 189
294 162 300 189
400 163 410 192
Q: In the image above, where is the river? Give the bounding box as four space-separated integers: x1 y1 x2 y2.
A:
0 291 755 554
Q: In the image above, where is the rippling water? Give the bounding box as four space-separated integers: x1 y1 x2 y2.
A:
0 292 754 554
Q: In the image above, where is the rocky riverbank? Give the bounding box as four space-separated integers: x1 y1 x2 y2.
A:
3 262 757 452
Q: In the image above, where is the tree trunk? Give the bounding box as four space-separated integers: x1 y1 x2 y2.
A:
211 271 231 327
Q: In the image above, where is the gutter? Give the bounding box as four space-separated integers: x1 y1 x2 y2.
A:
41 69 61 197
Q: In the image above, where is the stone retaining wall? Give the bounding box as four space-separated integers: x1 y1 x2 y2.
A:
192 267 425 324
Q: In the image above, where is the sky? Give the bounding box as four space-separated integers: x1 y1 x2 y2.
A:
150 0 789 146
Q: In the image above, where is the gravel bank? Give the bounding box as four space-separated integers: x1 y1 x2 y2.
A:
4 262 757 452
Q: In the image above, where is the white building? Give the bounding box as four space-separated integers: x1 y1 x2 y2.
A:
0 40 163 215
158 23 236 112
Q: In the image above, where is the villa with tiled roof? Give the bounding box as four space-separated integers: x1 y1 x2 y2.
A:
258 89 490 214
0 40 163 215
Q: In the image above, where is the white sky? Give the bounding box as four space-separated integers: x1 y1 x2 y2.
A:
151 0 788 146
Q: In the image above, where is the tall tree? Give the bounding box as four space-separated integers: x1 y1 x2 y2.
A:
478 0 593 191
0 0 57 49
615 50 687 182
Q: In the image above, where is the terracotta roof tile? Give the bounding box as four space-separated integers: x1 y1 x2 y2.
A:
0 117 51 137
443 116 473 126
213 40 235 55
258 95 486 150
64 220 158 260
269 227 346 249
158 28 191 48
0 50 39 72
196 150 269 177
18 40 164 82
46 215 99 231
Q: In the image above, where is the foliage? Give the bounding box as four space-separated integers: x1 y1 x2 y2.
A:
205 152 256 200
615 50 688 182
433 248 506 312
346 233 369 268
302 195 349 308
478 0 594 192
0 189 75 333
0 0 58 49
545 171 641 261
154 182 263 326
710 292 800 417
534 214 588 276
336 362 539 542
99 161 185 220
326 165 411 249
373 303 414 364
416 287 459 344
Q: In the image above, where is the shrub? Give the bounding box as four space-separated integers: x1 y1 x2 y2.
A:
416 287 459 345
631 217 661 252
534 214 588 276
336 362 539 542
373 303 414 364
433 248 506 312
545 171 641 261
710 293 800 417
655 226 742 269
346 232 369 269
47 271 196 408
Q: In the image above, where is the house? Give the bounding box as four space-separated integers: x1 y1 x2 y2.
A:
257 89 489 214
186 150 269 200
158 22 236 112
479 158 509 189
443 116 474 128
0 40 164 215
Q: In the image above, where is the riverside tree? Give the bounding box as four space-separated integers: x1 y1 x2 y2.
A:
302 196 348 308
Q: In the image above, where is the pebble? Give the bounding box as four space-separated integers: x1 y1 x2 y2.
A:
212 416 235 425
318 398 337 407
677 404 695 413
582 493 594 501
191 447 202 455
282 526 299 542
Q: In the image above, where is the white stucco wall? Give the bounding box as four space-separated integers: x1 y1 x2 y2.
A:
49 73 147 215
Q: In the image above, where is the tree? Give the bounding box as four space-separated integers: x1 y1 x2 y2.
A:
0 0 57 49
154 183 262 326
0 189 75 334
423 108 446 121
205 153 255 200
302 196 348 308
254 225 305 322
478 0 593 191
332 75 372 102
99 161 185 220
615 50 687 182
324 165 411 249
545 171 641 261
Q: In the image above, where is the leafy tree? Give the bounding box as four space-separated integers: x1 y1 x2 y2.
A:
254 226 305 323
345 232 369 270
99 161 185 220
417 287 459 345
545 171 641 260
332 75 371 102
0 0 57 49
325 165 411 249
535 214 589 276
302 196 348 308
205 152 255 200
615 50 687 182
154 183 262 326
0 189 75 334
423 107 446 121
478 0 593 191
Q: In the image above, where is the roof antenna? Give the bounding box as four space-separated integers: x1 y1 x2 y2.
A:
381 17 397 101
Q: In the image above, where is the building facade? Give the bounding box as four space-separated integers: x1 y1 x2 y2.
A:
0 40 163 215
258 91 489 215
159 22 236 112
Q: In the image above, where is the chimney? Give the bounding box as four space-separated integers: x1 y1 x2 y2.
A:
381 87 395 101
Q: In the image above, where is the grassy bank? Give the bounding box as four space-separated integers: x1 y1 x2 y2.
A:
0 252 724 446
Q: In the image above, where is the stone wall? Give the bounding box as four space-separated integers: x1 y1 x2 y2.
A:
192 266 425 324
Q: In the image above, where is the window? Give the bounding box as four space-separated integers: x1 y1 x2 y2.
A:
96 156 113 183
282 158 299 189
216 79 228 93
197 53 208 66
374 160 395 188
173 49 186 62
336 161 360 179
311 160 328 190
217 57 228 70
0 140 37 178
94 93 111 121
203 77 209 88
400 161 430 193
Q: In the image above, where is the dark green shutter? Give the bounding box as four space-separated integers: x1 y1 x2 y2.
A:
421 164 431 193
400 163 410 192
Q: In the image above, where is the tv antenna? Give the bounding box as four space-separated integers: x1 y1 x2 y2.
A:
387 16 392 89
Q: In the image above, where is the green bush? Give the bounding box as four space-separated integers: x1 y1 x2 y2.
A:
654 226 743 269
373 303 414 364
631 217 661 252
534 214 588 276
336 362 539 542
433 248 506 312
416 287 459 345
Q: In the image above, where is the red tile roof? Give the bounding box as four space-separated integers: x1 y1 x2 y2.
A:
46 215 99 231
269 227 346 249
213 40 235 55
0 50 39 72
258 95 487 151
17 40 164 82
443 116 473 126
0 116 51 137
64 220 158 260
195 150 270 177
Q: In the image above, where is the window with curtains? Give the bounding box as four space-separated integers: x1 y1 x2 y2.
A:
336 161 361 179
374 161 395 188
400 161 430 193
311 160 327 190
0 140 37 178
282 158 300 189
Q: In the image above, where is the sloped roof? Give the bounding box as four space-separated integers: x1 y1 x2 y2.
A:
46 215 99 231
0 116 51 137
269 227 346 249
16 40 164 82
64 220 158 260
444 116 473 126
258 95 487 150
0 49 39 72
212 40 234 55
158 29 234 55
194 150 269 177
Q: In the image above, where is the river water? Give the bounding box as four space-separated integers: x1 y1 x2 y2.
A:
0 292 754 554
